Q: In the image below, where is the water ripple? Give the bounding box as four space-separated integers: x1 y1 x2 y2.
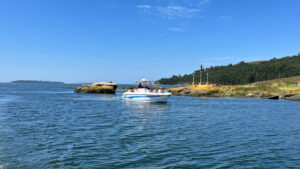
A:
0 84 300 168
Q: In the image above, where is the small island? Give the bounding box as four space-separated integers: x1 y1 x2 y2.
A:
11 80 64 84
75 81 117 94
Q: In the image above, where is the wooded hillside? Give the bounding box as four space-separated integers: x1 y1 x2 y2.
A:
156 53 300 85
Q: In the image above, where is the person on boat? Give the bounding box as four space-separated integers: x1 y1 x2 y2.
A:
138 83 143 88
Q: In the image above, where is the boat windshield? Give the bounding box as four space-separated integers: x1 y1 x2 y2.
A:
135 78 152 88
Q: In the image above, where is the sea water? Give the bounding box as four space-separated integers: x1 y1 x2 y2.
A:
0 83 299 168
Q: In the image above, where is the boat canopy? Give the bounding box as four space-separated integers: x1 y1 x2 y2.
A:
135 78 151 83
135 78 152 88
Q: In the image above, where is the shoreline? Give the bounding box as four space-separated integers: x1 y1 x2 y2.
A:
169 93 300 101
167 76 300 101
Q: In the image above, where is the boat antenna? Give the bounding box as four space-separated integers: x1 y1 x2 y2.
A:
206 72 209 84
192 74 195 86
200 64 203 85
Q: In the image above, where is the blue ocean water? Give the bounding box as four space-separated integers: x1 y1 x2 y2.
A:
0 83 299 168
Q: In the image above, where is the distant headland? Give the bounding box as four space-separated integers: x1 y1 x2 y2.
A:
158 53 300 101
11 80 64 84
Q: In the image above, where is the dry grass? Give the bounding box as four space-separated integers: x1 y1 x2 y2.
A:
291 89 300 94
248 61 264 64
223 76 300 97
168 76 300 98
169 83 223 92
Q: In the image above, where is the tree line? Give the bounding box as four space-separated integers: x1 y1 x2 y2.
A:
156 53 300 85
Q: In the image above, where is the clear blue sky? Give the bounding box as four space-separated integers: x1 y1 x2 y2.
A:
1 0 300 83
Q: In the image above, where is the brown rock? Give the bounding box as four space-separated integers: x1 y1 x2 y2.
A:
74 83 117 94
284 94 300 101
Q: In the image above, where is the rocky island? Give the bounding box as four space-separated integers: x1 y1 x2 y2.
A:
75 82 117 94
11 80 64 84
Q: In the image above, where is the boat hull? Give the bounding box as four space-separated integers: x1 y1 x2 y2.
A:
122 94 170 102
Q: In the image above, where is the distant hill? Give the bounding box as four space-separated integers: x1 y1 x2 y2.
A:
156 53 300 85
11 80 64 84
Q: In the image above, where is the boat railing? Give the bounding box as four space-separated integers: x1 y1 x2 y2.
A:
129 87 168 93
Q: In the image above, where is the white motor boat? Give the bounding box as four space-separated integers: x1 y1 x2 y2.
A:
122 78 171 102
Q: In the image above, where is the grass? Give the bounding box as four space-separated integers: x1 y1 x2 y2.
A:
223 76 300 97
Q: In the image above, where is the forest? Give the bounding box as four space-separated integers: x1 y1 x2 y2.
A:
156 53 300 85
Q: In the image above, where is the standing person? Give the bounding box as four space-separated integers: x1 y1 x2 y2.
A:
138 83 143 88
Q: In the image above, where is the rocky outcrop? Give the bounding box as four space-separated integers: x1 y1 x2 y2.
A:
283 94 300 101
266 94 300 101
74 82 117 94
169 84 224 97
268 96 280 100
169 86 300 101
170 88 222 97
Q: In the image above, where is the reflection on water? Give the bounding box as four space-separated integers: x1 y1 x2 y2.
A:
123 101 170 113
94 94 120 101
0 95 19 105
72 93 120 101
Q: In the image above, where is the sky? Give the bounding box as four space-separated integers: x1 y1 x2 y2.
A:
0 0 300 83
